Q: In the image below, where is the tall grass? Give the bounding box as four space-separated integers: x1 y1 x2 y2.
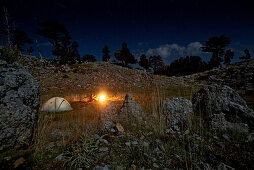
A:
31 78 206 169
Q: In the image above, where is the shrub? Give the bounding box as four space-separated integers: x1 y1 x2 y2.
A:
0 46 19 63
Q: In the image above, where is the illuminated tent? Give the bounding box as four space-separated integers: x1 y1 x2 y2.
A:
40 97 73 112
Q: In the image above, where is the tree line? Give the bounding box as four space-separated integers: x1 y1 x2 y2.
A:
0 19 252 75
137 35 252 76
0 19 137 66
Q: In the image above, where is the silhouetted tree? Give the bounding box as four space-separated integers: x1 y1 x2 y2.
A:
82 54 96 62
114 49 121 62
36 20 68 47
27 46 34 55
116 42 137 66
239 49 251 61
202 35 230 68
224 49 234 65
102 45 110 61
69 41 80 64
37 20 79 65
139 54 150 71
12 29 33 51
245 49 251 60
161 56 207 76
149 55 165 73
0 28 33 51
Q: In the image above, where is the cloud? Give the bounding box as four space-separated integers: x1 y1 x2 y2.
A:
146 42 203 59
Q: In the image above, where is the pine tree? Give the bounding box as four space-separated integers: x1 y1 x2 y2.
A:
114 49 121 63
202 35 230 68
102 45 110 61
118 42 137 66
139 54 150 71
69 41 80 64
224 49 234 65
37 20 80 65
239 49 251 61
149 55 165 73
0 28 33 51
27 46 34 55
244 49 251 60
82 54 96 62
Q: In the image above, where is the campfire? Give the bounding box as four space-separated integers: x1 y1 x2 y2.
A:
98 94 106 103
66 92 125 103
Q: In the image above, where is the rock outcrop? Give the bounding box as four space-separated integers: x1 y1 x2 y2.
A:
0 60 40 151
119 93 143 120
196 60 254 94
162 97 193 134
192 84 254 132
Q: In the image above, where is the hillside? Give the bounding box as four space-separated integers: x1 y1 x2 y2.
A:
2 55 253 169
17 55 201 103
194 60 254 93
193 60 254 108
17 55 254 107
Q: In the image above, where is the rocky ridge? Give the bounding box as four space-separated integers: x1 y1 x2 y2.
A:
194 60 254 94
16 55 196 95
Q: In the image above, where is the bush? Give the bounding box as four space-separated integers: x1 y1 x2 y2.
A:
0 46 19 64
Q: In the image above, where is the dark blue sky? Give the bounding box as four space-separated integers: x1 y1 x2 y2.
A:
1 0 254 64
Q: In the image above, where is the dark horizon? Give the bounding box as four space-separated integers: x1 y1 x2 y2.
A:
1 0 254 64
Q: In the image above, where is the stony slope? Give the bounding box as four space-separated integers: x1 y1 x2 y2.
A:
194 60 254 94
3 55 253 169
17 55 253 101
17 55 197 95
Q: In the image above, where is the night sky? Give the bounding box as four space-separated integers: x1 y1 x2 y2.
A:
1 0 254 64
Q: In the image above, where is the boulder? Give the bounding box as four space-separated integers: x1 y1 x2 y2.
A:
0 60 40 151
119 93 143 120
192 84 254 131
162 97 193 133
211 112 249 133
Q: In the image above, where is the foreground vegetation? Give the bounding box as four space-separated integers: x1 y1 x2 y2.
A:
2 76 253 169
0 51 253 169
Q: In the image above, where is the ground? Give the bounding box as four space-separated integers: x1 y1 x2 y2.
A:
2 56 254 169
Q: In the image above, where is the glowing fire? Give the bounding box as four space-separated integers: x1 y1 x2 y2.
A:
67 92 124 103
99 94 106 102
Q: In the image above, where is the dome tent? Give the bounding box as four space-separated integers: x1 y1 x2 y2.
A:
41 97 73 112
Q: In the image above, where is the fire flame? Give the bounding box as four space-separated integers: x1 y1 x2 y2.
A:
99 94 106 102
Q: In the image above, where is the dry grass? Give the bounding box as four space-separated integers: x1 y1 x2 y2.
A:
30 76 201 169
25 61 254 169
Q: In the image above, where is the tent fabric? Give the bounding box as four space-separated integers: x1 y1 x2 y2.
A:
40 97 73 112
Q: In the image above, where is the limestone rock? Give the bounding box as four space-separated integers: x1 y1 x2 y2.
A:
0 60 40 151
211 113 249 133
192 84 254 131
119 93 143 120
162 97 193 133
